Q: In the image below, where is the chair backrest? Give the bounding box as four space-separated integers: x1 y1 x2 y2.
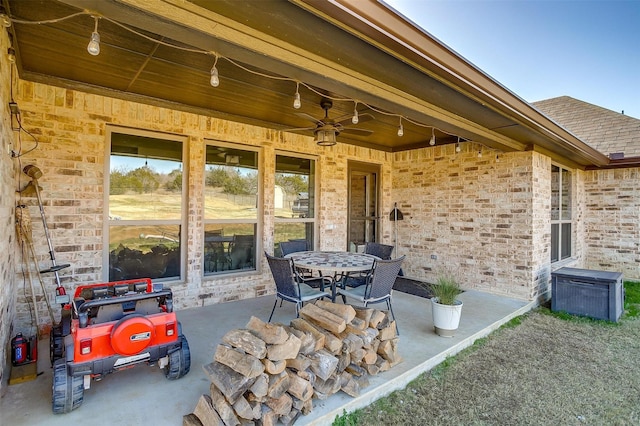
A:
265 252 299 299
365 242 394 260
367 256 405 300
279 240 308 257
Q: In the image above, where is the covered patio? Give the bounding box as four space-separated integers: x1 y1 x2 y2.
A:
1 290 533 424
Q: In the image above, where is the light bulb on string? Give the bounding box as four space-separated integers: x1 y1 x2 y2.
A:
352 102 359 124
210 54 220 87
397 117 404 137
293 82 301 109
455 136 461 153
87 16 101 56
429 128 436 146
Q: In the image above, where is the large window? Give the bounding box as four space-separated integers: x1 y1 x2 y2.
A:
204 143 259 275
107 130 186 281
274 154 316 256
551 164 572 262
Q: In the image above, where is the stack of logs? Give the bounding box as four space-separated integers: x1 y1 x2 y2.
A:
184 300 402 426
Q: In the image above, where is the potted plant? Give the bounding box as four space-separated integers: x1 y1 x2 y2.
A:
430 271 463 337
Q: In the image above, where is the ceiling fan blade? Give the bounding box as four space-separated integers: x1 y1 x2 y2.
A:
282 126 316 132
341 127 374 136
294 112 323 125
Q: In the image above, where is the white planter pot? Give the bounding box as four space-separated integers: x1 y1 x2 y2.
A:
431 298 463 337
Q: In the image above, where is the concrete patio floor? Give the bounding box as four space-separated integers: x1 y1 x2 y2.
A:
1 289 534 425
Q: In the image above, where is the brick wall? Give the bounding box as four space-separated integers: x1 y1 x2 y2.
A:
392 145 544 300
583 167 640 279
0 29 18 395
10 80 391 334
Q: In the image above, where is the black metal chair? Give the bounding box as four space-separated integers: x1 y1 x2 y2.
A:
279 240 308 257
343 242 395 288
337 256 405 333
265 252 329 321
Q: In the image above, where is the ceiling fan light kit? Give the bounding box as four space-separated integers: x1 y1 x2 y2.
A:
314 128 338 146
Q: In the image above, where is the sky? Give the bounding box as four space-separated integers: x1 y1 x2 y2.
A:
384 0 640 119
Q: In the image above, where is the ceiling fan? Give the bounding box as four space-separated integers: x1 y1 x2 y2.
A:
286 99 374 146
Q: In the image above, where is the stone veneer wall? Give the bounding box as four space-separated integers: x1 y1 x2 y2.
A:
393 145 549 300
10 80 392 336
583 167 640 280
0 28 18 395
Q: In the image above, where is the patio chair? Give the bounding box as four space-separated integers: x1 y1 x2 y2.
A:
337 256 405 333
265 252 330 321
343 242 395 288
279 240 309 257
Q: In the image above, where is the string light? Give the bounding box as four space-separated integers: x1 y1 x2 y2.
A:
210 54 220 87
351 102 359 124
429 128 436 146
87 16 101 56
293 82 301 109
8 47 16 63
455 136 461 153
6 8 475 146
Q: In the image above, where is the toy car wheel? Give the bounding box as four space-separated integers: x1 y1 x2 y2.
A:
52 359 83 414
165 335 191 380
49 325 64 366
110 314 155 356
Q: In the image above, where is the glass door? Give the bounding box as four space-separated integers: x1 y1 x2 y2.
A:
347 162 380 251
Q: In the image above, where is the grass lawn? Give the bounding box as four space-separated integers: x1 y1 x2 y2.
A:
334 281 640 425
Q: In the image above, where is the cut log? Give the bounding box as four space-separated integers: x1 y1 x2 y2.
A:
267 370 291 399
222 329 267 359
262 358 286 375
203 362 257 404
340 371 369 397
345 362 367 377
289 318 325 351
287 327 316 355
184 413 205 426
336 350 351 374
363 348 378 365
280 407 301 426
215 344 264 379
265 392 293 416
209 384 240 426
249 373 268 398
363 362 380 376
286 370 314 401
361 328 379 346
267 333 302 361
377 338 401 364
341 334 364 353
291 317 341 354
353 306 373 325
375 355 390 372
378 321 397 341
232 395 256 421
308 349 338 381
192 394 223 426
349 348 366 364
313 374 341 396
369 310 386 328
349 316 367 330
299 303 346 334
286 354 311 372
260 406 277 426
246 316 288 345
315 300 356 323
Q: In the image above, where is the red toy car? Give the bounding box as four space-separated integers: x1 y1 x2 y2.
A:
49 278 190 414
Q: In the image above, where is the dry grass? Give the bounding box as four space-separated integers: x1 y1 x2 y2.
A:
336 296 640 425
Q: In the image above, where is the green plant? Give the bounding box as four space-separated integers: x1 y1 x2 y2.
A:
431 271 461 305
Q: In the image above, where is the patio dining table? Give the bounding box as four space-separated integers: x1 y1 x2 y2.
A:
284 251 378 301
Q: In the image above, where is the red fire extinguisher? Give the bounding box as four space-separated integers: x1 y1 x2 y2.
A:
11 333 28 366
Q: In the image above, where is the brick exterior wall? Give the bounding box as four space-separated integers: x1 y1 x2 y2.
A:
583 167 640 278
9 80 392 335
0 28 18 395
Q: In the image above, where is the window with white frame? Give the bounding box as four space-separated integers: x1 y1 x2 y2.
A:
551 164 572 262
274 154 316 256
107 129 186 281
203 143 259 275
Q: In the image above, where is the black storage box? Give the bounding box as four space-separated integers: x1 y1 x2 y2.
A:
551 267 624 322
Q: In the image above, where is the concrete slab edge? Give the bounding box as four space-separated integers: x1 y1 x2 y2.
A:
307 299 538 425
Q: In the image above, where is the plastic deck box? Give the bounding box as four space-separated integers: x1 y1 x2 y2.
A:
551 267 624 322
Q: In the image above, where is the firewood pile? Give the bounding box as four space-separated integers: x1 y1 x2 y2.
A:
184 300 402 425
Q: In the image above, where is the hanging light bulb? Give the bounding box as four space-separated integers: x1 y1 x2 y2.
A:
455 136 461 153
87 16 101 56
478 150 482 158
7 47 16 63
351 102 359 124
0 13 11 28
397 117 404 137
429 128 436 146
210 54 220 87
293 82 301 109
